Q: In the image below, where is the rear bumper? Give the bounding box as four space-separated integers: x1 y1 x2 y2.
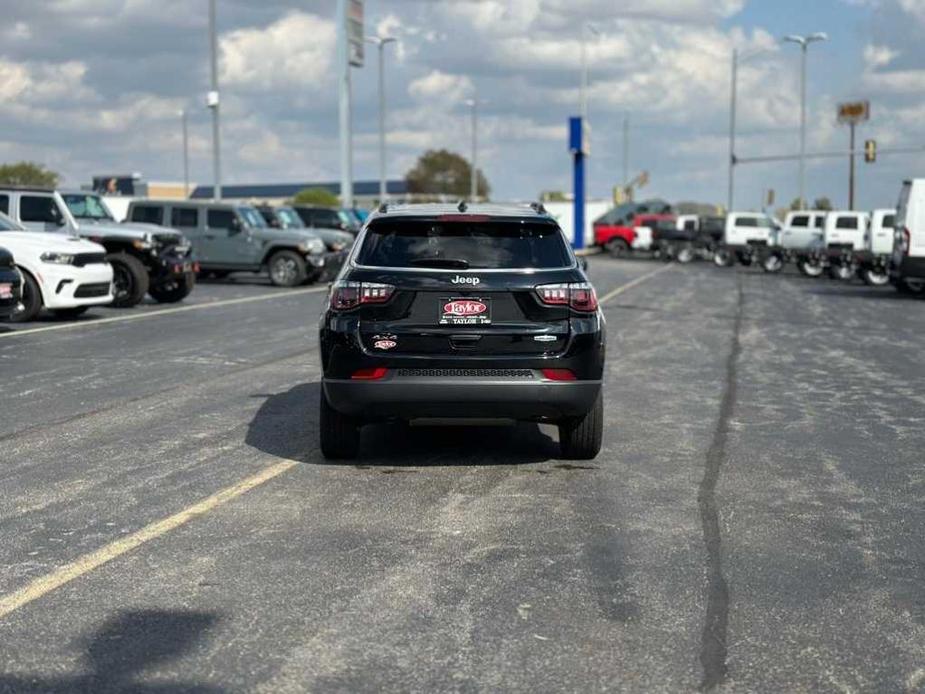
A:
324 373 602 421
891 256 925 281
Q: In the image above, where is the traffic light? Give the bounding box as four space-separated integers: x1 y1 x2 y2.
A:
864 139 877 163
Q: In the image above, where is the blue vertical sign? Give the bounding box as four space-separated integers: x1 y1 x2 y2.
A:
569 116 587 250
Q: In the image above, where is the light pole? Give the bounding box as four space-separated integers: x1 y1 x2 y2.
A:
207 0 221 201
365 36 397 202
180 109 190 198
784 32 827 210
727 45 779 211
579 23 599 123
622 113 630 188
464 96 484 202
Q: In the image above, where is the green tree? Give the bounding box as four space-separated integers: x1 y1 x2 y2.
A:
813 196 833 211
405 149 490 199
0 161 59 188
292 187 339 207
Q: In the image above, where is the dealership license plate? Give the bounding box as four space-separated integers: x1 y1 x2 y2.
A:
439 297 491 325
0 283 12 300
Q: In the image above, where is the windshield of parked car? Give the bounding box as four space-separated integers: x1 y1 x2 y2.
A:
277 208 304 229
238 206 268 229
63 194 115 221
357 220 572 269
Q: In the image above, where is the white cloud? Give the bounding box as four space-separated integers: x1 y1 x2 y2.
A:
220 11 335 91
864 44 898 69
408 70 474 103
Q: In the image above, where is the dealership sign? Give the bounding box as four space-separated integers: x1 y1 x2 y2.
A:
347 0 364 67
837 101 870 124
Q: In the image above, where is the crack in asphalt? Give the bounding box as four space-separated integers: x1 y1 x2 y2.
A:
698 274 743 691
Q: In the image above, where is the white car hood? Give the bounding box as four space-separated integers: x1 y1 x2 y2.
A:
76 220 182 240
0 232 106 255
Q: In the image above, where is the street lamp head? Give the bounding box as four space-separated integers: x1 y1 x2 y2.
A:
783 34 806 46
807 32 828 43
365 35 398 46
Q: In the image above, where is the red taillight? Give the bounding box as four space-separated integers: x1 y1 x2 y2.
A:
330 281 395 310
902 228 911 256
542 368 577 381
535 283 599 312
351 367 388 380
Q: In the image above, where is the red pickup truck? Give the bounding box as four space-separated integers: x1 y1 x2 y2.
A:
594 212 677 256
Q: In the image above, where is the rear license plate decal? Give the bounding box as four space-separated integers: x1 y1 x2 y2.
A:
439 297 491 325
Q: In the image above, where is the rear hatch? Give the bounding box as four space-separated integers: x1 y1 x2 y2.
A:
344 216 582 357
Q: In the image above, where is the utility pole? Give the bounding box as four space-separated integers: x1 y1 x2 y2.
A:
366 36 397 202
208 0 222 201
337 0 353 208
623 114 630 187
466 96 480 201
784 33 827 210
728 48 738 212
848 121 856 210
180 109 190 198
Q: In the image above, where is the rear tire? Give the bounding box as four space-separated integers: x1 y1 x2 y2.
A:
10 270 42 322
828 263 854 281
798 258 824 278
558 391 603 460
761 253 784 273
51 306 89 319
268 250 307 287
605 238 630 258
320 389 361 459
896 278 925 295
149 273 195 303
107 253 149 308
675 244 695 264
860 267 889 286
713 248 734 267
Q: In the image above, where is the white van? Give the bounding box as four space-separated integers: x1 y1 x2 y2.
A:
891 179 925 294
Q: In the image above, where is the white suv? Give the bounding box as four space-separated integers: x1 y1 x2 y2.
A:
0 211 113 321
891 179 925 295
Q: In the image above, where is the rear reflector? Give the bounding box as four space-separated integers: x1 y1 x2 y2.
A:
351 367 389 380
541 368 577 381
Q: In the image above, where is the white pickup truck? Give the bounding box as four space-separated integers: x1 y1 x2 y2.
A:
758 210 825 273
796 211 892 284
713 212 779 267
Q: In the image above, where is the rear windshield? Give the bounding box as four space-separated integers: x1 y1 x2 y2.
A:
357 220 572 270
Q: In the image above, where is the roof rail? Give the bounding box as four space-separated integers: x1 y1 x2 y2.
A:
457 200 468 213
530 201 547 215
378 202 388 214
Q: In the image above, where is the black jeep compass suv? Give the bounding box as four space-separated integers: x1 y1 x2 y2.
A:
319 203 605 460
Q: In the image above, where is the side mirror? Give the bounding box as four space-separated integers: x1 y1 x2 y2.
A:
229 217 243 234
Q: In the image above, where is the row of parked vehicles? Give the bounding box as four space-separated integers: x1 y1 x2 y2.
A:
0 185 361 322
593 178 925 295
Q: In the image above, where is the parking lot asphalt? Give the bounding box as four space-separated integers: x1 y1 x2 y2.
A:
1 260 924 692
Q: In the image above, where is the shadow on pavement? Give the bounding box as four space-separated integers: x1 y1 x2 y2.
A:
0 609 223 693
245 382 559 467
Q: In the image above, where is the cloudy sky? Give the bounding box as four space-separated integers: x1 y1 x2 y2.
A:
1 0 924 209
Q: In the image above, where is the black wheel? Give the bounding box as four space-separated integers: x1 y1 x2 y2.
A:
320 389 361 459
761 253 784 273
51 306 89 319
605 238 630 258
798 258 824 278
713 248 734 267
828 263 854 281
9 270 41 323
558 391 603 460
737 252 753 267
896 279 925 295
675 243 695 264
149 273 195 303
860 267 889 286
268 250 307 287
107 253 149 308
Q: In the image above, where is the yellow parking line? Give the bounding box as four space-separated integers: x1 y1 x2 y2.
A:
0 285 329 340
0 460 298 620
599 264 674 305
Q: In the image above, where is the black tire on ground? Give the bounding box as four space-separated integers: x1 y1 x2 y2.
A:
860 268 890 286
558 391 603 460
761 253 784 273
107 253 150 308
320 389 361 459
798 259 824 278
737 252 753 267
828 263 854 281
713 248 734 267
605 238 630 258
896 278 925 295
675 244 696 264
10 270 42 323
149 272 196 303
268 250 308 287
51 306 89 319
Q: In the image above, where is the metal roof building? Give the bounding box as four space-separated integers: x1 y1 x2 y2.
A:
190 180 409 205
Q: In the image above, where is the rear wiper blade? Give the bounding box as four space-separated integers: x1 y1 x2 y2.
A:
409 257 470 269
